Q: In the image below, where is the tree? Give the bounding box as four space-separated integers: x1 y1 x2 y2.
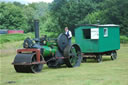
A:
0 2 27 31
49 0 95 33
23 2 49 32
99 0 128 35
78 10 108 24
13 1 25 8
0 0 127 36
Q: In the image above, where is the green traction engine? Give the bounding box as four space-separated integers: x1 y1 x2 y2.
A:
12 20 82 73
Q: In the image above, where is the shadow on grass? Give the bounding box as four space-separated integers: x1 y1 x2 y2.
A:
11 65 68 74
82 57 112 63
43 65 67 70
40 65 69 73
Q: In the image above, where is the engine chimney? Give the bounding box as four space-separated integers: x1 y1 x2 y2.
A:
34 20 40 44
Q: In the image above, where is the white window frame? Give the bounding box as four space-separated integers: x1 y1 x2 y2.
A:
91 28 99 39
104 28 108 37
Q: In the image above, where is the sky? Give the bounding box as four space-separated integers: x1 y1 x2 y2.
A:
0 0 54 4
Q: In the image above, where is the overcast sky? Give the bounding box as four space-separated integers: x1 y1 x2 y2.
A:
0 0 53 4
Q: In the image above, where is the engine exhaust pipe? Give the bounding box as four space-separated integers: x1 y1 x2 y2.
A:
34 20 40 45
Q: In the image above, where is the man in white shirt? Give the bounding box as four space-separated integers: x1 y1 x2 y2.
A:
65 27 72 45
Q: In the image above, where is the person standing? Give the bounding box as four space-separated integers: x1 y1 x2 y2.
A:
65 27 72 45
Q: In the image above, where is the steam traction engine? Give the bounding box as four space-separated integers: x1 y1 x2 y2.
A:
12 20 82 73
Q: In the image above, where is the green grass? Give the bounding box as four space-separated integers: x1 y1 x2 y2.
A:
0 33 32 44
0 45 128 85
0 31 59 48
0 31 59 44
0 33 33 49
0 33 128 85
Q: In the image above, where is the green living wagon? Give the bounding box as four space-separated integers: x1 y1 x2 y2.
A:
75 24 120 62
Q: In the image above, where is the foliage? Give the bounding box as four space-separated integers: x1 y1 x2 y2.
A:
78 10 108 24
49 0 95 32
49 0 128 35
120 35 128 43
99 0 128 36
0 2 27 31
40 12 62 33
23 2 49 32
0 2 49 32
0 0 128 36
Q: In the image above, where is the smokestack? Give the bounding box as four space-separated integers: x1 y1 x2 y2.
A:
34 20 40 44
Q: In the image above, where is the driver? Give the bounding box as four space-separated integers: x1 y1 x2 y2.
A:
65 27 72 45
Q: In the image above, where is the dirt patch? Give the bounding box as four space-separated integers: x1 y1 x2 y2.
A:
0 41 23 57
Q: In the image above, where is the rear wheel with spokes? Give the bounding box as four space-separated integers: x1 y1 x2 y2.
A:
64 44 82 67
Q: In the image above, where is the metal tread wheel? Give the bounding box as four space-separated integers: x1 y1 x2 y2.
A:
31 55 43 73
14 53 43 73
64 44 82 67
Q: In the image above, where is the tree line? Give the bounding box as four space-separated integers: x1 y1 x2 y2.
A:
0 0 128 36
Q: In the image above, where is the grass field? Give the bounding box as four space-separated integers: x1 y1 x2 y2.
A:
0 34 128 85
0 44 128 85
0 32 59 46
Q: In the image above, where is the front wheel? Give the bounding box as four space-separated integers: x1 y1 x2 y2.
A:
14 53 43 73
31 55 43 73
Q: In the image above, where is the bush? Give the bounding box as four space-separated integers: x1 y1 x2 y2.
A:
120 35 128 43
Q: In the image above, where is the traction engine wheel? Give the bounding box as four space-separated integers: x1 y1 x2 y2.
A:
31 55 43 73
64 44 82 67
14 53 43 73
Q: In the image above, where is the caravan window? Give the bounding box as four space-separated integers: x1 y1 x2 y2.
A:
83 28 99 39
83 29 91 39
